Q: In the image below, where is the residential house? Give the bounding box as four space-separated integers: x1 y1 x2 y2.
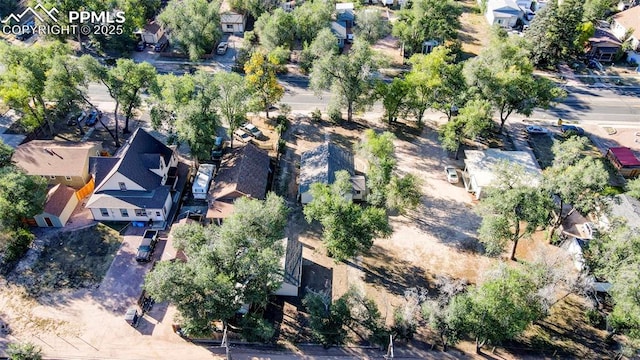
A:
86 128 179 223
298 142 367 204
11 140 103 189
206 143 271 224
612 5 640 51
587 27 622 62
274 237 303 297
482 0 522 28
33 184 79 228
606 147 640 178
135 21 164 44
331 21 348 48
422 39 439 54
220 0 247 34
336 2 355 42
462 149 542 199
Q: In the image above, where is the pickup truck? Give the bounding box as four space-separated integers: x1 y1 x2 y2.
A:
136 230 159 263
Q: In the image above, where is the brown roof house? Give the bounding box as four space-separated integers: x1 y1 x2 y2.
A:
12 140 103 189
220 0 247 34
587 27 622 62
135 21 165 44
207 143 271 224
612 5 640 51
34 184 79 227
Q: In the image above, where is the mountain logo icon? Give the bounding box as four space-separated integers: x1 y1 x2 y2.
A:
1 3 59 24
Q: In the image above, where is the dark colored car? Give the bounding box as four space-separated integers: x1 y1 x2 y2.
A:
15 29 33 41
211 136 226 159
85 109 101 126
154 39 168 52
561 125 585 136
136 230 158 263
136 41 146 51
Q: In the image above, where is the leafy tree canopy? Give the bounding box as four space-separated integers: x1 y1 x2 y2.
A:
0 167 48 229
255 8 295 51
292 0 333 44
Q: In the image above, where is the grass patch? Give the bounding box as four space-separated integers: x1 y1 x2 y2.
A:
528 134 556 169
18 224 122 296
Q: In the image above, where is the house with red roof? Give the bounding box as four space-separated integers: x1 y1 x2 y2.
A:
607 147 640 178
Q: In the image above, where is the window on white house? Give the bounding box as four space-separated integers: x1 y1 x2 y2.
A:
226 24 233 29
135 209 147 217
49 175 56 179
156 211 161 217
100 208 109 217
120 209 129 217
119 182 127 191
65 176 72 181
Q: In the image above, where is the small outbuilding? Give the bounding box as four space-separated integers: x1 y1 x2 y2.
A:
34 184 79 227
273 237 303 297
220 0 246 34
607 147 640 178
463 149 542 199
135 21 164 45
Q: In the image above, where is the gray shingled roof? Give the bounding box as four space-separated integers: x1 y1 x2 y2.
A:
283 237 302 287
89 157 119 185
86 186 171 209
93 128 173 192
298 142 354 195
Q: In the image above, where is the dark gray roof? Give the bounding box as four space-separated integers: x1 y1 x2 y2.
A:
94 128 173 192
211 143 270 200
283 237 302 287
89 157 119 185
298 142 354 194
93 186 171 208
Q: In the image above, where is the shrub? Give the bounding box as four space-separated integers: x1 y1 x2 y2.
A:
2 228 34 266
7 341 42 360
311 109 322 122
241 314 275 343
277 138 287 154
391 308 417 341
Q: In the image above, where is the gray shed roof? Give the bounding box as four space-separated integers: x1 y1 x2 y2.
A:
299 142 354 194
282 237 302 288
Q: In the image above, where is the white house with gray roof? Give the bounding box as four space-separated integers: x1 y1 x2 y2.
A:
86 128 178 223
299 142 365 204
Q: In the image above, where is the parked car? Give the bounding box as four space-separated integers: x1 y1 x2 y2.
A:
444 166 459 184
15 28 33 41
233 128 251 143
582 222 598 239
136 230 158 262
561 125 585 136
154 39 168 52
526 125 547 134
243 123 263 138
135 41 145 51
217 42 228 55
85 109 101 126
68 111 86 126
211 136 226 159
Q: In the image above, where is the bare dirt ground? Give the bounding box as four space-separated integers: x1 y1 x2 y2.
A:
458 0 491 59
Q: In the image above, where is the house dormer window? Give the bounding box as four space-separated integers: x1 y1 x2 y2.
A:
49 175 56 179
119 182 127 191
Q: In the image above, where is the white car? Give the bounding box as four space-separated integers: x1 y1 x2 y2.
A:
444 166 459 184
582 222 598 239
243 123 263 138
233 128 251 143
526 125 548 134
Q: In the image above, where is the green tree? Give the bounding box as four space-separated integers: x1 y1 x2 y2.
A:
310 40 379 122
158 0 222 61
0 167 48 229
304 289 352 347
244 51 284 119
527 0 585 67
255 8 295 51
458 264 546 353
354 9 389 44
406 46 466 124
0 42 69 134
386 173 423 215
304 171 392 260
392 0 461 56
145 194 288 335
0 139 14 168
299 28 339 73
439 99 493 157
149 72 221 161
626 177 640 200
6 341 42 360
80 57 156 145
583 0 615 21
212 72 250 148
476 161 551 260
230 0 275 18
421 276 467 351
465 29 564 131
292 0 333 44
357 130 396 207
377 78 410 124
118 0 161 29
543 136 608 240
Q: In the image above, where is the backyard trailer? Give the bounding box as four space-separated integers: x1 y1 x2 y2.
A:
192 164 215 200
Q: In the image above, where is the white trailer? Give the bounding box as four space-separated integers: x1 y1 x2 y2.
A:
192 164 215 200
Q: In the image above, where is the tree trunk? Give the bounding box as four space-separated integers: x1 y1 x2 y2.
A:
36 97 55 135
114 102 120 147
475 337 482 354
417 108 425 127
347 101 353 122
265 100 269 119
510 236 519 261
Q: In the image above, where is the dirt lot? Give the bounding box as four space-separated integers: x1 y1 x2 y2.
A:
458 0 491 59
